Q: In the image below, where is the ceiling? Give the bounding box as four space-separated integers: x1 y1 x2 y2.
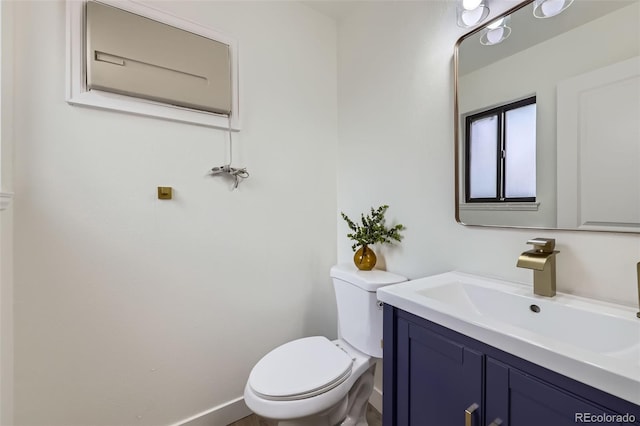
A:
303 0 361 21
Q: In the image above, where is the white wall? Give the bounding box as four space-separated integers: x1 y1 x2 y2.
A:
337 2 640 305
10 1 338 425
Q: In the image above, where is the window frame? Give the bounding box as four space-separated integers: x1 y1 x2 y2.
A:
464 96 536 203
65 0 240 130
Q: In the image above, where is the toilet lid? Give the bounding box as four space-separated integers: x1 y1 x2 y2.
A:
249 336 353 400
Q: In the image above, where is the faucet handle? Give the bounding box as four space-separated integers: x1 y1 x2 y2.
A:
526 238 556 253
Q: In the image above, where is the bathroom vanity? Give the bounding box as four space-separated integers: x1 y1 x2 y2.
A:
377 272 640 426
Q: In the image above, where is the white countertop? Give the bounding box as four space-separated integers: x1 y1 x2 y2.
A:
377 271 640 405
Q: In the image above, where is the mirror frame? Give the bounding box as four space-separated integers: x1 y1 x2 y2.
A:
453 0 634 234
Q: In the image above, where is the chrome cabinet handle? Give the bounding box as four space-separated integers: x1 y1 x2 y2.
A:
465 403 479 426
488 419 503 426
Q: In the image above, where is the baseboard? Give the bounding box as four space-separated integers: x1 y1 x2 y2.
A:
170 396 252 426
369 386 383 415
172 386 381 426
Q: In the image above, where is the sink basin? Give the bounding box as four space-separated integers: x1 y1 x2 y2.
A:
377 271 640 405
416 279 639 359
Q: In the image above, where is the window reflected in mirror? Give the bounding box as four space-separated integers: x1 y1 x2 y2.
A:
466 97 536 203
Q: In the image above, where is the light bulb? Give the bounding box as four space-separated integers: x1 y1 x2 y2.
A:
480 24 511 46
541 0 564 16
533 0 574 18
486 18 504 30
462 0 482 11
457 0 489 28
461 7 484 26
486 27 505 44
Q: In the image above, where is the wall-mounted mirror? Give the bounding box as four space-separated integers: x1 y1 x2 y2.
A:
455 0 640 232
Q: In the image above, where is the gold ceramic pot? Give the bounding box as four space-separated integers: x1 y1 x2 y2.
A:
354 245 376 271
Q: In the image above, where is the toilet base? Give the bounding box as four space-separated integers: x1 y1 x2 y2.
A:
340 363 375 426
257 364 376 426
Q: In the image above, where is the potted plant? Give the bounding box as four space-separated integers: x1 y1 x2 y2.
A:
341 205 405 270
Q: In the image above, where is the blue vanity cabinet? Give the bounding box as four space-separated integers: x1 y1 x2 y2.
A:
485 358 628 426
392 315 483 425
383 305 640 426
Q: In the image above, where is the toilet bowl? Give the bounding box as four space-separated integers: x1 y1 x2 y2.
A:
243 265 407 425
244 337 375 425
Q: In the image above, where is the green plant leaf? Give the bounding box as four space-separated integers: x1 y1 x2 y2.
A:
340 205 405 251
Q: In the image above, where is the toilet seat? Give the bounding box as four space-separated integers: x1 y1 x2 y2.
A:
248 336 354 401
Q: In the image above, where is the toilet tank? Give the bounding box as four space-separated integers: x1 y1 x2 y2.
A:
330 264 407 358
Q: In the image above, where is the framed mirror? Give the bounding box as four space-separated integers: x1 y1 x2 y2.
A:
454 0 640 232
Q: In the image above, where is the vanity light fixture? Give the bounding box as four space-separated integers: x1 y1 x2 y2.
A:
480 16 511 45
533 0 574 18
457 0 490 28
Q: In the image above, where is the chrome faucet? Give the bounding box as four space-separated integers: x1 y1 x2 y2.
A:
516 238 560 297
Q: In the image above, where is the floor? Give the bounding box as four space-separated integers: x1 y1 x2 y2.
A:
228 403 382 426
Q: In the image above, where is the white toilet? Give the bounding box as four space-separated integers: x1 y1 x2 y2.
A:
244 264 407 426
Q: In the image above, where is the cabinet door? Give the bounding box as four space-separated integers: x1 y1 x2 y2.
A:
396 318 483 426
486 357 630 426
